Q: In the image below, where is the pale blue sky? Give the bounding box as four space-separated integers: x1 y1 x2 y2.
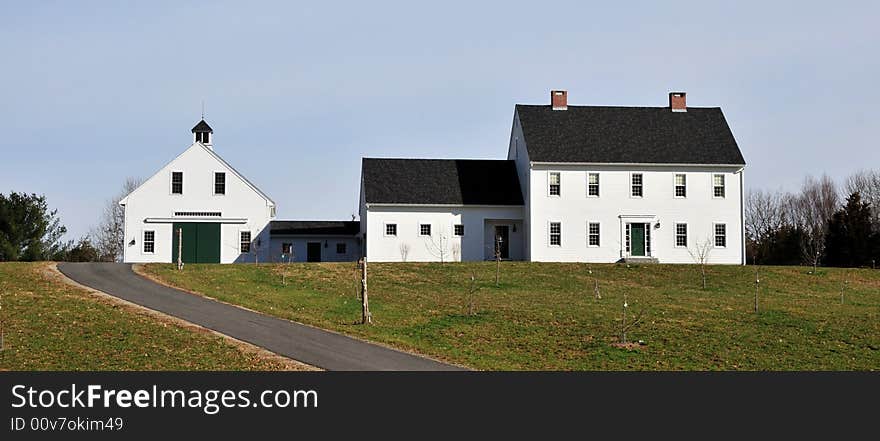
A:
1 1 877 239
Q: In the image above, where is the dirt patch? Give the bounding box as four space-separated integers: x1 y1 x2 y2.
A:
45 263 319 371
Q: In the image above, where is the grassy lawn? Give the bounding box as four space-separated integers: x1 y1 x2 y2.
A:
142 262 880 370
0 262 304 370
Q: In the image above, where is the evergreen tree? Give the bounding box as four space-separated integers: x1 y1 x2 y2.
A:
0 192 68 261
824 192 877 267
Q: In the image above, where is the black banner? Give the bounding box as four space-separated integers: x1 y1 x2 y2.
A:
1 372 875 439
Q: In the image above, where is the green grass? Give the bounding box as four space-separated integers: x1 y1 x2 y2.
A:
0 263 297 370
142 262 880 370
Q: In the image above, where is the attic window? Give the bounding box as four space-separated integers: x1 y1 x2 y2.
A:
214 172 226 195
171 172 183 194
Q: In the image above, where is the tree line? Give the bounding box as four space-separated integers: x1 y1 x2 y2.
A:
0 178 141 262
746 169 880 268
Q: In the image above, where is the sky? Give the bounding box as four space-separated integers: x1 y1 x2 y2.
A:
1 1 878 240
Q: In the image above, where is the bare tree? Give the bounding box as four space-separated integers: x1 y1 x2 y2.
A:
425 233 449 263
494 235 503 287
746 189 787 262
754 267 760 312
588 265 601 299
93 177 142 261
399 243 410 262
465 271 481 316
451 243 461 262
845 169 880 229
688 237 714 289
617 292 643 345
788 175 839 272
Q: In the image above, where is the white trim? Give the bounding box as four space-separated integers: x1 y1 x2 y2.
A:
365 203 524 208
673 173 687 199
713 222 727 248
547 171 561 197
630 172 644 198
674 222 688 248
141 229 155 255
169 170 184 196
144 217 247 224
239 229 252 254
548 220 562 247
119 143 275 207
531 161 746 168
587 221 600 247
212 170 227 196
712 174 726 199
586 172 600 198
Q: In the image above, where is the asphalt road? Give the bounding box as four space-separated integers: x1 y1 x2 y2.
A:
57 263 464 371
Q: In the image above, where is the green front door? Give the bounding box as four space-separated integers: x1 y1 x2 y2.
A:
172 222 221 263
630 223 646 257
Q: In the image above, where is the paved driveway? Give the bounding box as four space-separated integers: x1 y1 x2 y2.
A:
57 263 464 371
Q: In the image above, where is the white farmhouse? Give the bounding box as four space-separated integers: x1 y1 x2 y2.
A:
360 90 747 264
120 120 277 264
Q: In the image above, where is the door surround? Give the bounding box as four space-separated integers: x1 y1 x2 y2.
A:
618 214 658 259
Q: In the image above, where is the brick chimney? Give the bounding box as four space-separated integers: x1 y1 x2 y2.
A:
669 92 687 112
551 90 568 110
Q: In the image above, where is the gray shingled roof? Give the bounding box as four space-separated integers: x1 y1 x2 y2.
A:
191 119 213 133
516 105 745 165
361 158 524 205
270 221 360 236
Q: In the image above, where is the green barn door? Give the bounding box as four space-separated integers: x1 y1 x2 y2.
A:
630 223 646 257
196 223 220 263
172 222 221 264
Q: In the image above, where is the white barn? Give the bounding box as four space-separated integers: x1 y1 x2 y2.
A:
120 120 362 264
120 120 277 264
359 90 747 264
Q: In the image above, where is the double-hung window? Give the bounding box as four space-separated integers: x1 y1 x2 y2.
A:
675 223 688 247
631 173 643 197
240 231 251 253
214 172 226 195
143 231 155 253
171 172 183 194
587 173 600 197
587 222 600 247
713 174 726 198
549 222 561 246
336 243 347 254
714 224 727 247
549 172 561 196
674 174 687 198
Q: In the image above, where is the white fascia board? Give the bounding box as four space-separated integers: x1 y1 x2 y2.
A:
365 203 524 208
531 161 746 168
144 217 248 224
119 142 276 207
199 143 276 206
